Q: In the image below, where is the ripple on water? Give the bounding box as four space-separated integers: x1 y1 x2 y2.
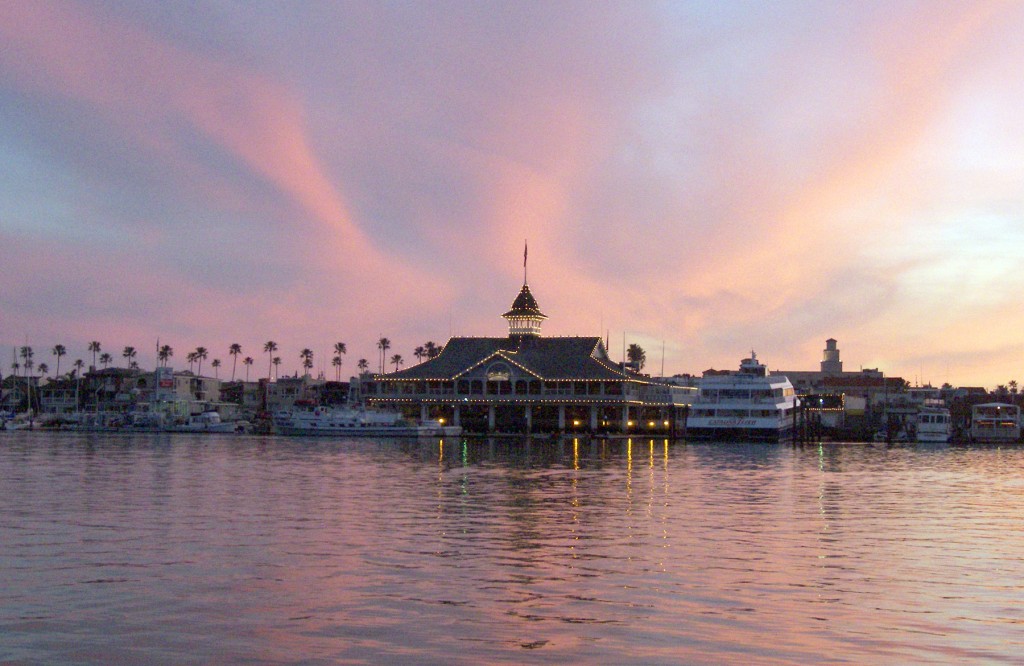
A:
2 433 1024 663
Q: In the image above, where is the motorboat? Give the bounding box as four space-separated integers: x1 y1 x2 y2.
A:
915 405 951 443
685 351 798 442
273 405 462 437
169 411 241 433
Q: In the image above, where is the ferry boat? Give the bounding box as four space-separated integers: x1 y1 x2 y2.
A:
685 351 798 442
914 404 951 443
969 402 1020 443
273 406 462 438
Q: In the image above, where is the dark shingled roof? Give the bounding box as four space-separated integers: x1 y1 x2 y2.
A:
502 284 547 319
378 336 645 382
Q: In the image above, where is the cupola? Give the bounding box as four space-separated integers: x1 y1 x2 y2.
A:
502 283 547 338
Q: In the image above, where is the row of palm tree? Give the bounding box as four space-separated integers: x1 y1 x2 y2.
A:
10 338 446 383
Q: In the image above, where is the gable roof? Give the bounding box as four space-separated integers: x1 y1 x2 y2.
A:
377 336 646 382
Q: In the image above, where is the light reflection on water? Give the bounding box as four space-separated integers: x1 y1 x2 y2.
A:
2 432 1023 664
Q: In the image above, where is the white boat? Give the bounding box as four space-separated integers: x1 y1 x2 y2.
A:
686 351 798 442
915 405 951 443
969 402 1020 443
169 411 241 433
274 406 462 437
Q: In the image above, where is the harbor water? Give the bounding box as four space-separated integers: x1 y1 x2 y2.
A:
2 432 1023 664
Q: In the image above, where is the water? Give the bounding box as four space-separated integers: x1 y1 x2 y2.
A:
2 432 1023 664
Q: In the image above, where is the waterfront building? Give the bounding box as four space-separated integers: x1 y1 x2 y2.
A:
361 280 694 434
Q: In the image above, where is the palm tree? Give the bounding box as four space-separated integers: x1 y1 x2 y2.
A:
73 359 85 378
123 346 137 369
186 351 198 373
243 356 254 382
211 359 221 378
377 337 391 373
19 346 33 374
88 341 101 370
194 347 208 376
158 344 173 367
300 349 314 376
357 358 369 374
626 343 646 371
38 363 49 378
229 343 242 381
99 352 112 369
51 344 67 377
264 341 278 380
390 354 404 372
272 356 281 379
414 346 426 364
332 342 346 379
332 356 342 381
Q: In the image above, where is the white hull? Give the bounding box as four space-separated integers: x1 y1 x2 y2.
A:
276 423 461 438
274 407 461 438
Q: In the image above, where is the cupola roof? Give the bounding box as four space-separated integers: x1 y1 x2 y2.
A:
502 283 547 320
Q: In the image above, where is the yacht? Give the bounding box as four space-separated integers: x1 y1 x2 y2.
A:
273 405 462 437
914 404 951 443
686 351 798 442
169 411 242 433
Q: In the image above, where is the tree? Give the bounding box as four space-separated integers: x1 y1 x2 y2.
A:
1010 380 1019 397
51 344 66 377
332 356 342 381
123 346 137 369
357 358 369 374
37 363 49 378
88 341 101 370
390 354 404 372
229 343 242 381
300 348 314 376
242 356 254 382
194 347 208 377
99 352 112 369
19 346 33 375
73 359 85 378
414 346 426 364
626 343 646 371
264 341 278 381
424 341 438 359
186 351 198 373
272 356 281 379
334 341 347 359
158 344 173 367
211 359 221 378
377 337 391 373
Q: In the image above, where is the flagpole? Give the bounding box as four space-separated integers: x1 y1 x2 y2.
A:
523 239 528 285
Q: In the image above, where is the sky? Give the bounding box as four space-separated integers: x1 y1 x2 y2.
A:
2 0 1024 388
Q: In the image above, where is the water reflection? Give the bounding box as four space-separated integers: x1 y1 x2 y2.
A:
1 432 1023 664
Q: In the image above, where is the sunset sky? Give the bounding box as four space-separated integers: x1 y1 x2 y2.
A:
3 1 1024 388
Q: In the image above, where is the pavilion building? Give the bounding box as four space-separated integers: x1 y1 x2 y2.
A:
361 280 694 435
